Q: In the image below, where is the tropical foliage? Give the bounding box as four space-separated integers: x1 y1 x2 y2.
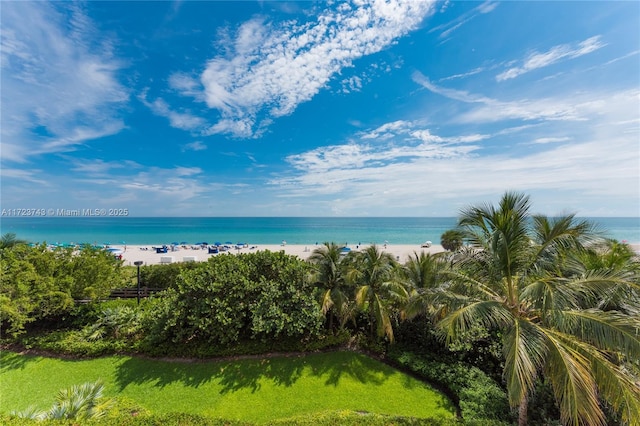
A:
430 192 640 426
0 233 28 249
3 193 639 426
308 242 354 331
346 245 408 342
14 381 113 421
0 243 125 337
146 250 323 348
440 229 464 252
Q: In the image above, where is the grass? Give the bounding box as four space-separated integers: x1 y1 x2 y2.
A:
0 350 455 423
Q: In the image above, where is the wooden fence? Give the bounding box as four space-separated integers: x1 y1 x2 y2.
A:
108 287 164 299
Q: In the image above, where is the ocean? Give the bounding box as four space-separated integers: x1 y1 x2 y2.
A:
1 217 638 246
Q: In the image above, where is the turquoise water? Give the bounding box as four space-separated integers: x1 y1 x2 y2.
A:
1 217 638 245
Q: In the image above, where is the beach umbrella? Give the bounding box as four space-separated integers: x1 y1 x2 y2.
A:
214 242 221 246
171 242 179 245
180 241 188 245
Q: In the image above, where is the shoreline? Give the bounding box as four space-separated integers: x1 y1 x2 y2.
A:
112 241 640 266
115 243 447 266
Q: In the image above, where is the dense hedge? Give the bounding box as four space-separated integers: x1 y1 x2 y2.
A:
0 410 506 425
1 244 125 337
145 251 323 348
138 262 202 290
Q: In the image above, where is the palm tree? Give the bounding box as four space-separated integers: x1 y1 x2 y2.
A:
440 229 464 252
347 245 408 342
402 251 449 320
435 192 640 426
308 242 352 330
0 233 27 249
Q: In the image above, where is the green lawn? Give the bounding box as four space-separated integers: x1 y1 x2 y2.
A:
0 350 455 423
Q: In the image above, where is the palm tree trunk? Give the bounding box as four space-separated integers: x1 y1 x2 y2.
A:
518 393 528 426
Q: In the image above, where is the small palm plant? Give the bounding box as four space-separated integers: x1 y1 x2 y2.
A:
14 381 113 420
84 305 143 341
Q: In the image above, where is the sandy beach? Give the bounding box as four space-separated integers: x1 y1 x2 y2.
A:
115 243 447 266
111 242 640 266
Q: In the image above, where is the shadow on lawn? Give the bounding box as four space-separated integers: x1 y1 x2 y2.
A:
114 351 394 394
0 351 42 372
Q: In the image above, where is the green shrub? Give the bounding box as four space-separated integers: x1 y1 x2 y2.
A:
139 262 202 289
146 251 323 348
0 411 507 425
387 349 512 423
20 330 140 357
270 410 463 425
0 244 125 337
0 412 250 425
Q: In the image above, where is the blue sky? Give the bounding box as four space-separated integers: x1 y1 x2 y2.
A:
1 0 639 217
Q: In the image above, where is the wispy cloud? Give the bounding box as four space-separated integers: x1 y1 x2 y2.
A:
69 159 141 175
0 168 49 186
183 141 207 152
430 1 498 40
439 67 484 82
269 123 638 216
413 72 587 123
139 91 206 131
496 36 606 81
277 122 481 180
195 0 434 137
0 2 128 163
531 137 571 145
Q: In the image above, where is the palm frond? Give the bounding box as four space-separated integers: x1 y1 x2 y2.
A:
372 293 394 342
556 332 640 426
520 277 579 316
502 318 547 408
554 309 640 357
536 327 605 426
437 300 513 343
320 289 334 315
440 268 503 302
12 406 46 420
562 269 640 309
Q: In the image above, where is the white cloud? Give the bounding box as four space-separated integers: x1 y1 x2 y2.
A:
439 67 484 82
0 2 128 163
199 0 434 137
496 36 606 81
184 141 207 151
69 159 141 175
0 168 49 186
430 1 498 40
278 123 482 180
413 72 609 124
138 91 206 131
269 127 638 216
531 137 571 144
341 75 364 93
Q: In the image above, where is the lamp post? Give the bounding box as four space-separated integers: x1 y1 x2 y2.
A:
134 261 143 305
